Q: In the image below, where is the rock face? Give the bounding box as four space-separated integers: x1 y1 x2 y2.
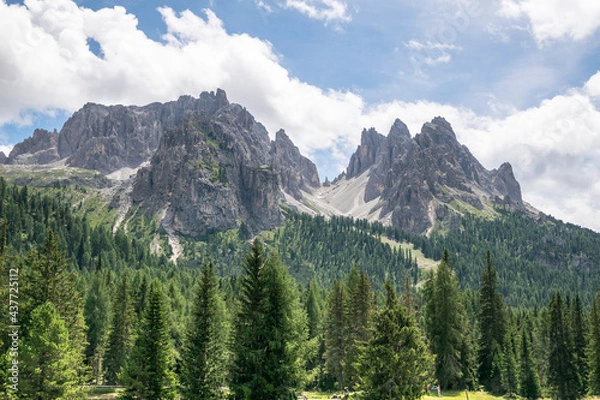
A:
342 116 525 234
346 128 385 180
9 129 60 164
131 93 283 237
270 129 320 200
58 90 230 174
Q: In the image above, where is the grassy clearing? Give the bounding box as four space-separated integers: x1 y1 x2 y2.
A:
379 236 439 272
422 390 502 400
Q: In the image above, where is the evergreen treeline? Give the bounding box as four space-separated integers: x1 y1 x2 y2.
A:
0 179 600 398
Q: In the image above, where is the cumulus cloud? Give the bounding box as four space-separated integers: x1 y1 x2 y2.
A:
283 0 351 24
2 0 600 231
498 0 600 45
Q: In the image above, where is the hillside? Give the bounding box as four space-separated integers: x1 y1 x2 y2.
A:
1 90 599 307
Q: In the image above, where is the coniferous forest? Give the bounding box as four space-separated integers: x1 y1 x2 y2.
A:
0 178 600 399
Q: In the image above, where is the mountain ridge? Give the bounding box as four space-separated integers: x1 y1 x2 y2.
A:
1 89 539 239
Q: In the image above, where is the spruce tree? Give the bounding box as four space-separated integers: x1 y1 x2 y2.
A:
478 251 507 393
181 262 229 400
304 277 326 388
261 253 308 398
323 280 346 389
84 268 112 384
423 250 470 390
588 292 600 395
19 302 86 399
104 274 135 385
121 279 177 400
570 294 588 397
231 239 307 399
344 267 374 389
359 279 433 399
502 332 518 397
20 230 88 387
519 327 541 400
547 291 580 400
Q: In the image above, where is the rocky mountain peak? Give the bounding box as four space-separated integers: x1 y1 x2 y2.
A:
346 127 385 179
416 116 458 148
388 118 411 142
337 116 528 234
9 128 59 164
131 100 283 237
270 129 320 200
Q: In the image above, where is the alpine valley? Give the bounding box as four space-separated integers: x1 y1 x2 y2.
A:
1 89 599 306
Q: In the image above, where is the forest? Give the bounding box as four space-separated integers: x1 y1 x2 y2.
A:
0 178 599 399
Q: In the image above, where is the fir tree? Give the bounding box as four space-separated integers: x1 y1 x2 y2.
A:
19 302 86 399
478 251 507 393
20 230 88 387
344 267 374 389
121 279 177 400
261 253 308 398
84 268 112 384
547 291 580 400
181 262 229 400
359 280 433 399
104 274 135 385
570 294 588 397
304 277 326 388
588 292 600 395
305 277 324 340
231 239 308 399
502 332 518 397
423 250 470 390
231 239 268 399
519 327 541 400
323 280 346 389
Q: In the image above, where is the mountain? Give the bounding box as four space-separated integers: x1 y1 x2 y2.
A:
298 117 534 235
2 89 319 238
1 90 537 238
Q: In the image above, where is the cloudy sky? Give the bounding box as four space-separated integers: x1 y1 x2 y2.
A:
1 0 600 231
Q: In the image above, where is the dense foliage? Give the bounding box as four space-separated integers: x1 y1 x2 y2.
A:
0 179 599 398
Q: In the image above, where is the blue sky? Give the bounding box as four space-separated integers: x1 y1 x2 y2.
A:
1 0 600 230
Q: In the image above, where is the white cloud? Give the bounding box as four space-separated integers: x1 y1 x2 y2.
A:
498 0 600 45
2 0 600 231
0 145 13 156
283 0 351 24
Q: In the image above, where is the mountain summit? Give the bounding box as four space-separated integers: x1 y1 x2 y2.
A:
300 117 531 235
2 90 533 239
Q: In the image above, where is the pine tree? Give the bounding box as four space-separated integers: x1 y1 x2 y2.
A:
588 292 600 395
344 267 374 389
19 302 86 399
261 253 308 398
231 239 268 399
359 280 433 399
323 280 346 389
305 277 324 340
84 268 112 384
570 294 588 398
423 250 470 390
502 332 518 397
20 230 88 387
181 262 229 400
231 239 308 399
104 274 135 385
304 277 326 388
547 291 580 400
519 327 541 400
478 251 507 393
120 279 177 400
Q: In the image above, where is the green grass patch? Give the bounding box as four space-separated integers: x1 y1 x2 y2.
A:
422 390 503 400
